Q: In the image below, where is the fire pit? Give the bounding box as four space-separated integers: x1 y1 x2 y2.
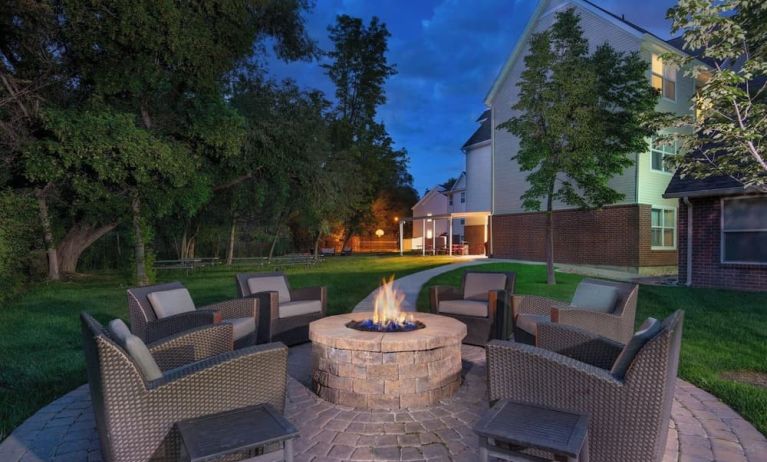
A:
309 278 466 409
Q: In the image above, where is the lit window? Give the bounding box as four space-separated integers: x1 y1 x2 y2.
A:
426 229 433 239
460 192 465 203
651 54 676 101
722 197 767 264
651 208 676 248
651 137 677 173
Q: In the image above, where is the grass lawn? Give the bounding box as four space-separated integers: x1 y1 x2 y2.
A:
0 255 455 440
416 262 767 436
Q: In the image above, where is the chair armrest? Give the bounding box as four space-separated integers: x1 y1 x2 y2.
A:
200 298 258 321
246 291 279 343
290 286 327 315
486 340 622 404
149 342 289 413
148 323 234 371
511 295 569 318
429 286 462 313
144 309 220 343
536 322 624 370
552 306 631 344
489 290 512 340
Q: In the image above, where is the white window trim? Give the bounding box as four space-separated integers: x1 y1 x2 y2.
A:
650 138 677 175
720 196 767 266
651 205 677 250
651 53 677 102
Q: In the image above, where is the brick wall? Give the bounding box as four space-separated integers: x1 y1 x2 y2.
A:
491 204 677 270
463 225 486 255
678 196 767 291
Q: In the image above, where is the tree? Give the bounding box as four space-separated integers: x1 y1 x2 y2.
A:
498 9 659 284
665 0 767 188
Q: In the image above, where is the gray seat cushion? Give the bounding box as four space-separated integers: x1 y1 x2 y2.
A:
438 299 488 318
108 319 132 347
570 282 619 313
279 300 321 319
147 288 196 319
225 317 256 340
248 276 291 303
515 313 550 336
610 318 662 379
463 273 507 301
124 334 163 381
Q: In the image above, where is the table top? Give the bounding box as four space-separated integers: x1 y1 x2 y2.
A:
176 403 298 462
473 400 589 458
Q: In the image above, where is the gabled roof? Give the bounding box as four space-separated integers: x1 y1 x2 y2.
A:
664 170 745 198
462 113 491 150
448 172 467 193
411 186 446 210
485 0 706 105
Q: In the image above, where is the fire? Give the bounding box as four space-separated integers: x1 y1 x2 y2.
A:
373 276 414 326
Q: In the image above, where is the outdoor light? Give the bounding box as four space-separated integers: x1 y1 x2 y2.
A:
375 229 384 237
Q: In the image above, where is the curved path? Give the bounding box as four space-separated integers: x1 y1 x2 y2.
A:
2 263 765 462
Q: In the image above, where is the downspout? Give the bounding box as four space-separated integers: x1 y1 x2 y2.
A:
683 197 693 286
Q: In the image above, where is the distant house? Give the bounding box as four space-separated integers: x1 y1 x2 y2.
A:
482 0 709 274
664 167 767 291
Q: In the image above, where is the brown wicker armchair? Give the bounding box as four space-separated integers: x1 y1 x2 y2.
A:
487 311 684 462
235 272 326 346
512 278 638 345
127 281 258 348
80 312 289 462
429 271 516 346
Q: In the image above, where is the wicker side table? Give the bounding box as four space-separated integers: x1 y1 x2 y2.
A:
473 400 589 462
176 403 299 462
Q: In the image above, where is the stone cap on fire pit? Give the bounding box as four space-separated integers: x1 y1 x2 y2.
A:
309 312 466 352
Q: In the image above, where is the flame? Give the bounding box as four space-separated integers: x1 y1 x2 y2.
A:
372 276 413 326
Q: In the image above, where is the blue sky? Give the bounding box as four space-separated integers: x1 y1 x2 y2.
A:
266 0 677 196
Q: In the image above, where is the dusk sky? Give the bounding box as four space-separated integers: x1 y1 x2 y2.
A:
267 0 679 196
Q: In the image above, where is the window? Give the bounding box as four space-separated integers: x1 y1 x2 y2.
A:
651 54 676 101
460 219 465 225
460 192 465 203
722 197 767 264
651 137 677 173
651 207 676 248
448 194 453 206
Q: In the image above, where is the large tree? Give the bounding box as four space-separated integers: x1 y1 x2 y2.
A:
665 0 767 187
499 8 659 284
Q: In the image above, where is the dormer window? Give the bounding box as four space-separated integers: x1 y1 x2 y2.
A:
651 54 676 101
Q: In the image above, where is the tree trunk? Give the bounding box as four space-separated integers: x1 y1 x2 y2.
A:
35 187 60 281
545 189 556 285
314 232 322 257
226 220 236 265
269 230 279 260
179 230 188 260
57 222 118 273
131 195 148 286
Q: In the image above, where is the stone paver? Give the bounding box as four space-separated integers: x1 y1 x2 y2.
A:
2 343 764 462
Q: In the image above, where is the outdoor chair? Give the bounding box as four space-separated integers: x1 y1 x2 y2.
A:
512 278 638 345
487 310 684 462
80 312 288 462
429 271 516 346
235 272 326 346
127 281 258 348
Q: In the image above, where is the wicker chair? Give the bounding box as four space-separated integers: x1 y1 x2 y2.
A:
80 312 289 462
512 278 638 345
235 272 326 346
487 311 684 462
127 281 258 348
429 271 516 346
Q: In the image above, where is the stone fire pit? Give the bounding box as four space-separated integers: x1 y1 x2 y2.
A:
309 312 466 409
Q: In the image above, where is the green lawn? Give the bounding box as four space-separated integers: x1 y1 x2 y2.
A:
416 262 767 436
0 255 455 440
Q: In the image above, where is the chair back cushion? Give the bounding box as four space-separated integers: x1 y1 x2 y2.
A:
570 281 619 313
279 300 322 318
248 276 291 303
108 319 132 348
438 299 488 317
610 317 662 379
147 288 196 319
463 272 507 301
123 334 163 381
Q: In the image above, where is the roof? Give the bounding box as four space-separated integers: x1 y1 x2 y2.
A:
665 36 717 67
664 170 745 198
462 112 491 150
411 186 446 210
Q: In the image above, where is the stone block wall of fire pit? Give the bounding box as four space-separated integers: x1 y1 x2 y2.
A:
309 312 467 409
